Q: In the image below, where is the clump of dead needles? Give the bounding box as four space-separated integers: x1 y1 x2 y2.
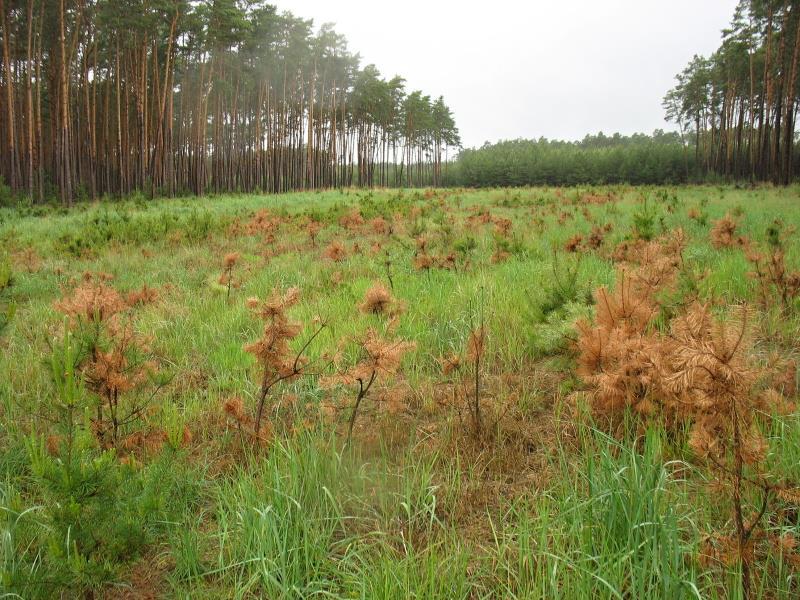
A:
711 214 748 249
54 281 165 449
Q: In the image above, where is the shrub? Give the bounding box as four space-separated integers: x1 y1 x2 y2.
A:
664 304 799 596
746 245 800 313
574 243 800 596
219 252 241 302
19 328 178 595
359 281 404 319
710 214 748 249
54 280 168 450
631 195 660 241
55 208 223 256
574 231 685 420
323 240 347 262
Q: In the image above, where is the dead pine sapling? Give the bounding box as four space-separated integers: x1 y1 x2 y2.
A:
358 280 405 321
384 251 395 291
55 285 169 449
241 287 327 445
322 328 415 445
54 277 128 440
463 290 492 437
745 244 800 314
307 220 322 247
439 296 490 438
664 303 800 597
219 252 240 303
466 322 487 437
86 317 162 447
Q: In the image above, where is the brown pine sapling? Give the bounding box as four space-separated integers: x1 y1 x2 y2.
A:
322 328 415 444
54 280 166 449
664 303 799 598
219 252 240 303
239 287 327 445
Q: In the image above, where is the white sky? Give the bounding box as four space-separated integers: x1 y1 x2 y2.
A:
275 0 738 148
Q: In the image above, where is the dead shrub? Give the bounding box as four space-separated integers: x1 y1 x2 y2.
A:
585 224 611 250
359 281 404 317
306 220 323 247
125 284 159 307
564 234 583 253
711 214 748 249
370 216 389 235
573 231 687 420
574 251 800 594
55 282 127 324
574 273 663 418
340 209 365 230
54 282 165 449
493 217 513 237
414 238 434 270
746 246 800 313
663 304 799 595
219 252 240 302
245 209 282 236
323 240 347 262
490 250 511 264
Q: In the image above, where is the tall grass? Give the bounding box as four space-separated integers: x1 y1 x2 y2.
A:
3 186 800 597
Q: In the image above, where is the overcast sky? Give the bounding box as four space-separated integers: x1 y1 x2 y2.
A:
275 0 738 148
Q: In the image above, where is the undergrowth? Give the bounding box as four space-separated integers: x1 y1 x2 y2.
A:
2 185 800 598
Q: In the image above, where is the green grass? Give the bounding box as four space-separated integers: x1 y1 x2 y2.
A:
1 185 800 598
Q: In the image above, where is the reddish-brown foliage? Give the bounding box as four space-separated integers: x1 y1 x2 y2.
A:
125 284 159 307
711 214 748 249
55 282 127 324
306 220 323 246
370 216 389 235
245 209 282 236
359 281 403 316
565 234 583 253
493 217 513 237
323 240 347 262
746 246 800 311
321 328 415 442
236 288 325 445
219 253 241 300
340 209 365 230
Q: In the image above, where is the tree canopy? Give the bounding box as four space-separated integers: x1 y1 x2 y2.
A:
0 0 460 203
450 132 693 187
664 0 800 184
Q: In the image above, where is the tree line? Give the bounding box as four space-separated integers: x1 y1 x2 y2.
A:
455 0 800 189
0 0 460 204
449 132 699 187
664 0 800 184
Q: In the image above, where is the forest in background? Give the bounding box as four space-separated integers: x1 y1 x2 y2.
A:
665 0 800 184
0 0 459 204
454 0 800 188
3 0 800 203
450 132 694 187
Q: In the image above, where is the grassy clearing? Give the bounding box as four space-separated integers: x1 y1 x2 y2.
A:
2 185 800 598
